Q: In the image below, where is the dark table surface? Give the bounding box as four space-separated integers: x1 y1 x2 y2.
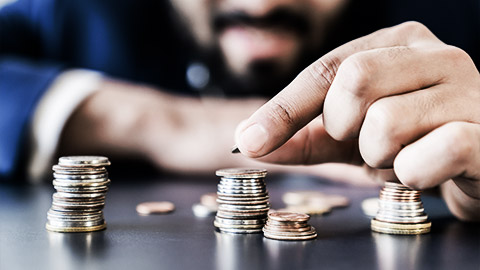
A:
1 172 479 270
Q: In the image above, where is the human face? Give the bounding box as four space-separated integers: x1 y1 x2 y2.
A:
170 0 348 91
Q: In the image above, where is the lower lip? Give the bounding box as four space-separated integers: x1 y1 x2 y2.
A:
219 26 298 61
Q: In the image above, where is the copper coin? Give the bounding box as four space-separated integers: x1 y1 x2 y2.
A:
136 201 175 215
268 211 310 222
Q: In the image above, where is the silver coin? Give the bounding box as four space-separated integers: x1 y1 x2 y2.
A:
218 183 265 190
53 173 108 180
214 216 266 225
219 178 264 183
58 156 110 167
52 164 107 173
216 211 268 220
53 179 110 187
375 213 429 223
216 198 269 205
217 192 268 198
217 227 263 234
263 232 317 241
47 219 105 228
218 203 269 210
219 178 265 183
214 220 264 229
216 168 267 178
48 209 102 217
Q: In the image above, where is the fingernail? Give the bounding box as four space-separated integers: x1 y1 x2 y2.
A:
239 124 267 153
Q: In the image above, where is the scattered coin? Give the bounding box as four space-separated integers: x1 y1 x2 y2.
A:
280 190 349 216
192 203 217 217
263 211 317 241
46 156 111 233
274 205 331 216
371 182 431 235
201 192 219 208
361 197 379 217
214 168 270 234
136 201 175 215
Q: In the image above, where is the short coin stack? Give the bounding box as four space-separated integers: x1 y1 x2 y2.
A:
46 156 111 232
214 168 270 234
371 182 431 235
263 212 317 241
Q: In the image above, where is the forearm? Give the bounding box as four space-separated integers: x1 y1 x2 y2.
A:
59 79 176 159
59 78 267 172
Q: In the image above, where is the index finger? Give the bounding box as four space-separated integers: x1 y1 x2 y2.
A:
235 22 438 158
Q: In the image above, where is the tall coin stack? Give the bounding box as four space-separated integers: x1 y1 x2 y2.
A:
214 168 270 234
263 211 317 241
46 156 111 232
371 182 431 235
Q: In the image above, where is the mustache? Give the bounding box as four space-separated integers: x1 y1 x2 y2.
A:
213 8 310 36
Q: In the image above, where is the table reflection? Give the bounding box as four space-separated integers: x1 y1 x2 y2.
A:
214 230 313 270
47 230 107 269
373 232 429 270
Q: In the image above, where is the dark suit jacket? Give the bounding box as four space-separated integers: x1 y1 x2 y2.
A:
1 0 478 180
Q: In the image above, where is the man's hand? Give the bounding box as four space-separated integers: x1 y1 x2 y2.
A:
234 22 480 221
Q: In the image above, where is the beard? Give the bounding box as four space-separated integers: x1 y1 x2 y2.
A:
209 50 314 98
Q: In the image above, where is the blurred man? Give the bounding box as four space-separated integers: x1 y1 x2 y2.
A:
0 0 479 220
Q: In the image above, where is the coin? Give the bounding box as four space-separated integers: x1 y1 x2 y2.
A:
46 223 107 233
268 212 310 222
216 168 267 179
136 201 175 215
58 156 111 167
263 231 317 241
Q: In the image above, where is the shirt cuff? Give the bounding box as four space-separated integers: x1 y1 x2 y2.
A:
28 69 104 182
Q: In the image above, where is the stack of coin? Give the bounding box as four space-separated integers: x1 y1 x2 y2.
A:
371 182 431 235
46 156 111 232
263 212 317 241
214 168 270 234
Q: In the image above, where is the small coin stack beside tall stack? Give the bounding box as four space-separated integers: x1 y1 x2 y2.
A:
46 156 111 233
263 212 317 241
371 182 431 235
214 168 270 234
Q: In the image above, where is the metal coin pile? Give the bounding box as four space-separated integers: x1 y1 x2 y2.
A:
46 156 111 232
371 182 431 235
263 211 317 241
214 168 270 234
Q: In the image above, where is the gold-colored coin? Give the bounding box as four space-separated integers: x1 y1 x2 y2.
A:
371 219 432 230
46 222 106 232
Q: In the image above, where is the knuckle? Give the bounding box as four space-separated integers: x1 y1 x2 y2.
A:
442 122 473 167
395 21 431 37
339 53 374 97
442 46 472 66
307 55 341 90
267 96 300 129
360 101 399 167
365 100 398 139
